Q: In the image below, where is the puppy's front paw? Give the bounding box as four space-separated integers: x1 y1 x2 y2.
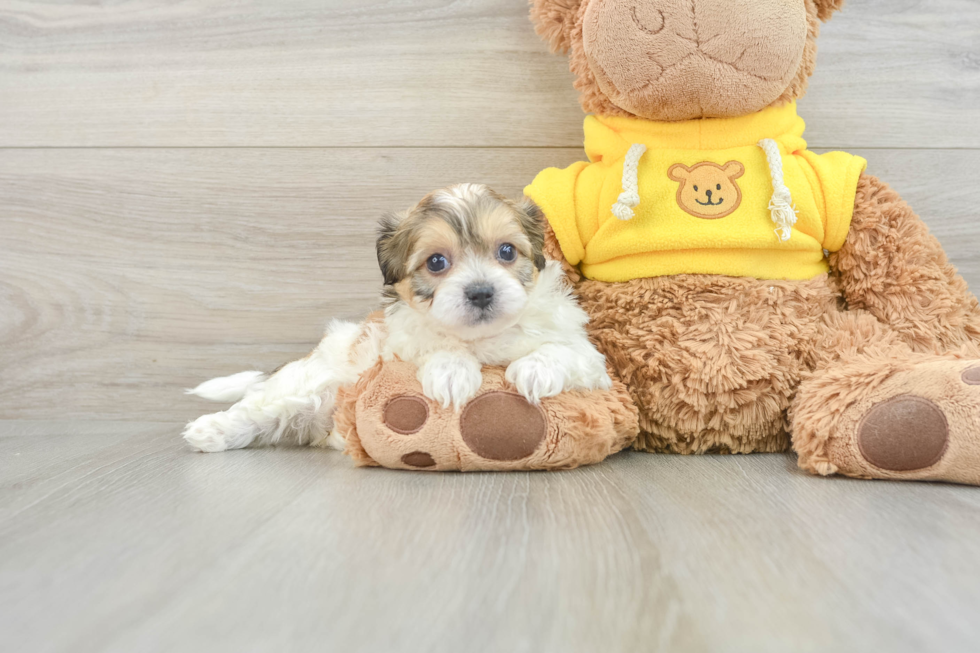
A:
583 354 613 391
183 409 257 453
594 369 614 391
506 352 569 404
419 352 483 410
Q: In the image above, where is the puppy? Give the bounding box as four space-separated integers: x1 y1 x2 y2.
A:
183 184 612 453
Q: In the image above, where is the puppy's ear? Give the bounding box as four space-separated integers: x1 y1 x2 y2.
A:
376 211 409 286
529 0 584 54
517 197 547 271
811 0 845 22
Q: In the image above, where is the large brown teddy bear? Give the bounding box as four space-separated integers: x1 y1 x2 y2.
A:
522 0 980 484
335 0 980 483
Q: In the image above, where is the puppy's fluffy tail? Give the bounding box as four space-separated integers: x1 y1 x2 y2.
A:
185 370 268 402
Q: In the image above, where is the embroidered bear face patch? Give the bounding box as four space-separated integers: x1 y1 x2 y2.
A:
668 161 745 219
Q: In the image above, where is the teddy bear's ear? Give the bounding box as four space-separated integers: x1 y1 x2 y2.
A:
811 0 846 22
529 0 584 53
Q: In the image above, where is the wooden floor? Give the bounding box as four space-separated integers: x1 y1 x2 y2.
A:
3 422 980 653
3 1 980 650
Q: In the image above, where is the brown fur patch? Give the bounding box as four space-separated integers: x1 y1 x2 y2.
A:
410 217 463 270
518 197 547 270
376 210 415 286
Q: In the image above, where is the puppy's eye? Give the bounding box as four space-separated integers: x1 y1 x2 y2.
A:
693 185 699 192
497 243 516 262
426 254 449 273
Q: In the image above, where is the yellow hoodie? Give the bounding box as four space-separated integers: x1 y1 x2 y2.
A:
524 102 867 282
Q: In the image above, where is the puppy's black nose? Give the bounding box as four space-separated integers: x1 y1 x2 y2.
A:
705 189 713 198
465 284 494 309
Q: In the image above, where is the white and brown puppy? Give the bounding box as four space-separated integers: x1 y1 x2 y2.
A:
183 184 611 453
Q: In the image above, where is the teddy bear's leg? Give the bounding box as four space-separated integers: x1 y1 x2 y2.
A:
334 359 637 472
830 173 980 355
791 312 980 485
791 174 980 484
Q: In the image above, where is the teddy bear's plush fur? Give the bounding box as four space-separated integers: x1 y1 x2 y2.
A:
530 0 980 484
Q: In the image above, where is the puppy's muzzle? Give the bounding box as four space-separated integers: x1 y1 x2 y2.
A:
465 283 495 310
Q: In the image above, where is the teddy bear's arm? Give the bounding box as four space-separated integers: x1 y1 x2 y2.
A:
829 172 980 354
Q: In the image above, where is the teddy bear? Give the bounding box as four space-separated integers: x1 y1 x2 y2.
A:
521 0 980 484
332 0 980 482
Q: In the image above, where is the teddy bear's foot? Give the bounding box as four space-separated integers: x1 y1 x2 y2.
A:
376 391 549 470
331 360 638 472
794 358 980 485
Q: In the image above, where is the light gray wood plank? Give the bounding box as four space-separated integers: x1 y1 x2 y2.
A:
0 0 977 148
1 421 979 653
0 420 174 521
2 147 979 422
0 146 583 421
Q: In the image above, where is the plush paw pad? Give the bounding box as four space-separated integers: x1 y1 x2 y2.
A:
460 391 547 461
962 366 980 385
383 396 429 434
401 451 436 468
857 394 949 472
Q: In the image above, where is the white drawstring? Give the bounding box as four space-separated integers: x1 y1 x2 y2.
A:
758 138 798 241
611 143 647 221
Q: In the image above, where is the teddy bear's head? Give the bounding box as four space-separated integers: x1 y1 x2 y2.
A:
530 0 844 121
